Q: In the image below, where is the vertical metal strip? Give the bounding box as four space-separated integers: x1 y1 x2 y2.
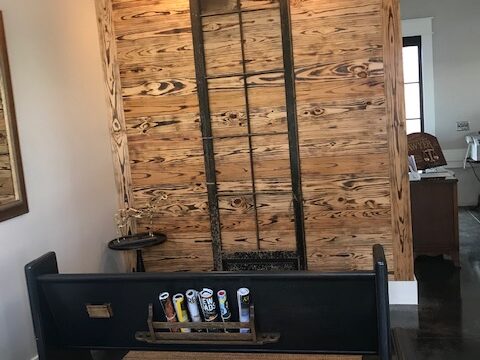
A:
190 0 223 270
237 0 261 249
373 244 392 360
279 0 307 270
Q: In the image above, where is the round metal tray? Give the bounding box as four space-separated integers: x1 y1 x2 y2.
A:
108 233 166 251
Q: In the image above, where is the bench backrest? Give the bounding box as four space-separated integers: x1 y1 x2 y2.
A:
26 245 390 359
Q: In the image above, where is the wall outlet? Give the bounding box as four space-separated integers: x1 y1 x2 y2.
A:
457 121 470 131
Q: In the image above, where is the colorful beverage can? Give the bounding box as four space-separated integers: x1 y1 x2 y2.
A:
159 292 179 333
217 290 232 333
237 288 250 333
199 288 220 332
186 289 202 322
173 293 191 333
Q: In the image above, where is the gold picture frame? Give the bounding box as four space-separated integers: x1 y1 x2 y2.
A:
0 12 28 222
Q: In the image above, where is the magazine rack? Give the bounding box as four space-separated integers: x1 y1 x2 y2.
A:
135 303 280 345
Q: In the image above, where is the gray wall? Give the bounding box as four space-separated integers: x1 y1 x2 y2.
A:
401 0 480 206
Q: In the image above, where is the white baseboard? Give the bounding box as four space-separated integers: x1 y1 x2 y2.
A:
389 280 418 305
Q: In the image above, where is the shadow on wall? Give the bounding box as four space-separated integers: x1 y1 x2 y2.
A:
453 167 480 207
101 248 126 274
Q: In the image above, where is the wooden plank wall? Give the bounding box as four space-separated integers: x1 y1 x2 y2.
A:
291 0 394 272
110 0 213 271
97 0 413 280
201 1 297 254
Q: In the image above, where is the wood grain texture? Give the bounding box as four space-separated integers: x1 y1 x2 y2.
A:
102 0 413 277
200 0 238 16
382 0 414 280
291 0 383 67
102 0 214 271
292 0 398 272
242 8 284 72
124 351 360 360
203 13 243 76
96 0 136 231
97 0 138 269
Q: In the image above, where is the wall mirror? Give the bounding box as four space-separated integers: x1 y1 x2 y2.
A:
0 12 28 222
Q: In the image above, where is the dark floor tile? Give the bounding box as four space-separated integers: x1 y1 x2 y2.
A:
392 209 480 358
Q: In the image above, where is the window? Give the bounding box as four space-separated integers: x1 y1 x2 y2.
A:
403 36 424 134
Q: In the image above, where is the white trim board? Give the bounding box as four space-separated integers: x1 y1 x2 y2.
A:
389 280 418 305
402 18 436 135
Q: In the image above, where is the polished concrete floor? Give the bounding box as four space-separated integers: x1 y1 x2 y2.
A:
392 208 480 359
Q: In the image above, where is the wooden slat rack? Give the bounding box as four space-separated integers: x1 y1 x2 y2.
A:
135 304 280 345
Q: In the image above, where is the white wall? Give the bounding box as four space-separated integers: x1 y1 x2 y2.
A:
401 0 480 206
0 1 121 359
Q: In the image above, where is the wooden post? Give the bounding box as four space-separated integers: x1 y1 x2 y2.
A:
382 0 414 280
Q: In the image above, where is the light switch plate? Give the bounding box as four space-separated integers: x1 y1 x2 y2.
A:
457 121 470 131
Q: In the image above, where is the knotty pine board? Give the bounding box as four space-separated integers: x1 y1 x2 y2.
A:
111 0 213 271
382 0 414 280
205 6 294 258
207 73 288 137
96 0 138 270
291 0 395 272
99 0 413 278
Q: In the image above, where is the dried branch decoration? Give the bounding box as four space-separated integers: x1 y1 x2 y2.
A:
114 192 168 238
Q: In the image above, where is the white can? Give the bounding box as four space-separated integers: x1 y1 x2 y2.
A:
237 288 250 333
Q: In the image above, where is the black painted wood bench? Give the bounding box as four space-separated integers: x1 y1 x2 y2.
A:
25 245 393 360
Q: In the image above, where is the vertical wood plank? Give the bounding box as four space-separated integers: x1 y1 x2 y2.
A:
95 0 136 270
382 0 414 280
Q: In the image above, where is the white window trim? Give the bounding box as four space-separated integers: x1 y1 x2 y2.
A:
402 18 436 135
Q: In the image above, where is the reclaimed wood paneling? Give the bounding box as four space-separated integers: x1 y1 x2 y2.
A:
208 76 247 137
203 14 243 76
107 0 213 271
291 0 410 274
96 0 137 257
200 0 238 16
257 194 296 250
382 0 414 280
100 0 412 278
248 73 287 134
242 8 284 72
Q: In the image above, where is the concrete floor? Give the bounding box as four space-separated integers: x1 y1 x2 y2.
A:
391 208 480 359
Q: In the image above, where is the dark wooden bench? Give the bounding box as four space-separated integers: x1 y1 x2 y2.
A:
25 245 392 360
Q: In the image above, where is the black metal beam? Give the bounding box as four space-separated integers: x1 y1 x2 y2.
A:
373 244 392 360
279 0 307 270
190 0 223 270
236 0 261 249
